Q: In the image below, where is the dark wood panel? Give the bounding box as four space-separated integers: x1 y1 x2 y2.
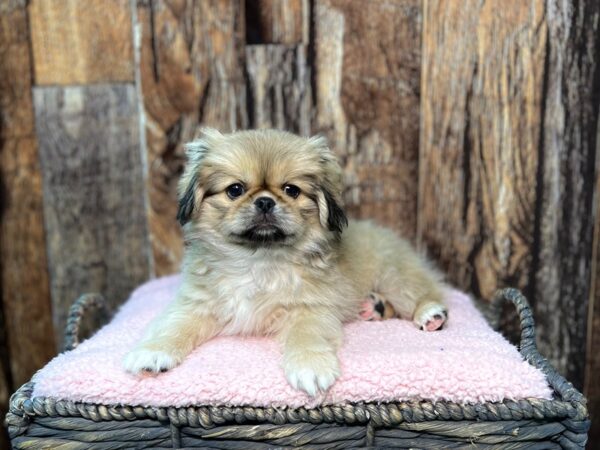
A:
137 0 247 276
33 84 152 344
313 0 421 239
0 0 56 386
28 0 134 84
586 172 600 446
0 4 55 447
246 44 311 135
246 0 308 44
534 0 599 390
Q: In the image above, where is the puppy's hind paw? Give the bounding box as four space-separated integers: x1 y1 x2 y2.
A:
359 292 396 321
414 303 448 332
123 348 180 374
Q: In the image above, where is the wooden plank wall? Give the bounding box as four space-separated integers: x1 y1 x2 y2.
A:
1 0 600 445
0 2 55 447
587 175 600 446
420 0 599 389
138 0 248 276
535 0 599 390
314 0 422 239
29 0 152 344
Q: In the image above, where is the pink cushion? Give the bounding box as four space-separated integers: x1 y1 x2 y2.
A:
33 275 552 408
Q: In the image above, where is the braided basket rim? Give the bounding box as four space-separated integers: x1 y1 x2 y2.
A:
5 288 590 438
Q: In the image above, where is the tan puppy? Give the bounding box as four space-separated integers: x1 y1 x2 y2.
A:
124 129 447 396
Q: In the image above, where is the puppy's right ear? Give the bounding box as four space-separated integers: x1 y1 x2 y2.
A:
177 128 221 226
177 173 199 226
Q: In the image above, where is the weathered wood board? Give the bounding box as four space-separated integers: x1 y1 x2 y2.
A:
313 0 421 240
419 0 599 390
534 0 600 389
246 44 311 135
28 0 134 85
586 171 600 445
0 1 56 389
1 3 55 446
419 0 546 302
137 0 247 276
33 84 152 343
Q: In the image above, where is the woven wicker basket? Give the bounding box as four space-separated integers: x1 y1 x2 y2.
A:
5 289 590 449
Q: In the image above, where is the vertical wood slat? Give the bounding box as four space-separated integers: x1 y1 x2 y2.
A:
0 2 56 446
418 0 546 300
535 0 600 389
246 44 311 136
419 0 600 390
313 0 422 240
33 85 152 344
188 0 248 132
586 166 600 446
137 0 247 276
28 0 135 85
0 0 56 386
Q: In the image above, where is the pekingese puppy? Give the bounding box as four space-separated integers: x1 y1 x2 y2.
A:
124 128 447 396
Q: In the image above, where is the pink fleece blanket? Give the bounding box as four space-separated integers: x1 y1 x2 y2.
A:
33 275 552 408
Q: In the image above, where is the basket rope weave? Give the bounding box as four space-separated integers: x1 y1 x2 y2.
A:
5 288 590 448
62 292 109 352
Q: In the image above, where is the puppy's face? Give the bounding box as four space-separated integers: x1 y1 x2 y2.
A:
177 129 347 249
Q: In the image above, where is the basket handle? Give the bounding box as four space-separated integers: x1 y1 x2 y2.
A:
63 293 109 351
492 288 585 404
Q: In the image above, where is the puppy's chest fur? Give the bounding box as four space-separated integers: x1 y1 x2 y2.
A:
208 258 303 335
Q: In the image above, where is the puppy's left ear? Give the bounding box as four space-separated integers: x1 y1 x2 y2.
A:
320 187 348 233
308 136 348 234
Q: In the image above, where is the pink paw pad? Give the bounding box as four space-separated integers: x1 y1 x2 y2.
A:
421 312 447 331
359 294 385 321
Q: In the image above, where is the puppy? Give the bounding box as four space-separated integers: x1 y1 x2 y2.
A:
124 129 447 396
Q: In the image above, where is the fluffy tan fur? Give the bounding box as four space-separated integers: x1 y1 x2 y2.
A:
123 129 447 396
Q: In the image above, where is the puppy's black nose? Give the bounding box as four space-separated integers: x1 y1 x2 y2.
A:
254 196 276 213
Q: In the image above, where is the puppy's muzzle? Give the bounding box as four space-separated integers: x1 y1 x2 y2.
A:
254 197 275 213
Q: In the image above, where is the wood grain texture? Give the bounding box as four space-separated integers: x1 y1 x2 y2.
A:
0 2 56 386
419 1 546 302
246 0 308 44
534 0 600 390
0 356 7 448
33 85 152 344
586 166 600 446
313 0 421 239
28 0 134 85
419 0 599 391
0 4 55 447
246 44 311 135
137 0 247 276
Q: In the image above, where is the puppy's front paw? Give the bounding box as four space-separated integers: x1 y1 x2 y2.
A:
414 303 448 331
284 351 340 396
123 347 181 374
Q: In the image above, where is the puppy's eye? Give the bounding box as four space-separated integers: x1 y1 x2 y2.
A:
226 183 245 199
283 184 301 199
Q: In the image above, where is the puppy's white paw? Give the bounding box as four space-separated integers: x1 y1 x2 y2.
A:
284 352 340 396
414 303 448 331
123 347 180 374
